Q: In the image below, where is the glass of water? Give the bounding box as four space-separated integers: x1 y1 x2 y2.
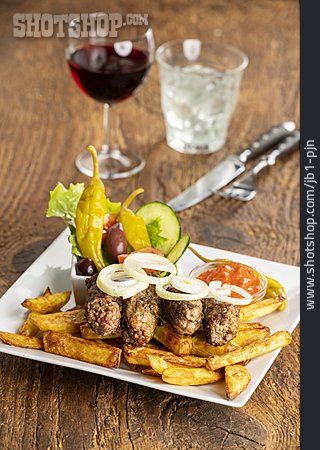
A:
156 39 248 154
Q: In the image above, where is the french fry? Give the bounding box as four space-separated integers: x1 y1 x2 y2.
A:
123 344 165 366
19 286 52 336
22 291 71 314
232 328 270 346
147 354 224 386
141 368 161 377
0 331 43 349
43 331 121 368
123 344 206 367
80 323 121 340
191 332 238 357
147 354 172 374
239 297 286 322
30 309 86 333
146 341 163 350
19 315 42 337
43 287 52 296
207 331 292 371
191 326 270 358
162 367 224 386
225 365 251 400
147 354 188 375
154 325 193 356
239 359 251 366
238 322 268 331
66 305 85 311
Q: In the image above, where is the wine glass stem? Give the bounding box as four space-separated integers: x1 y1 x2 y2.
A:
101 103 119 155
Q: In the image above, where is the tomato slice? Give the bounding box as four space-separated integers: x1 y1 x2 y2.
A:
135 247 164 256
117 254 128 264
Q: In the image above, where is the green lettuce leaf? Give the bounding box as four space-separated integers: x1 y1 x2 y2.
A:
46 182 85 257
68 225 83 258
146 217 168 249
46 182 85 228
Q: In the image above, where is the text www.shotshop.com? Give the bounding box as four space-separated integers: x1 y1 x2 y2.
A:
304 140 317 310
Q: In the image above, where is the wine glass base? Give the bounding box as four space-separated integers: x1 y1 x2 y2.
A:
75 149 145 179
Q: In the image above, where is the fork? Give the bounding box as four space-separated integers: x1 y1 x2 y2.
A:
217 130 300 201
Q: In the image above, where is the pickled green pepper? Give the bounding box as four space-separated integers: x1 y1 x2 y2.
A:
76 146 107 271
265 275 287 310
119 188 151 250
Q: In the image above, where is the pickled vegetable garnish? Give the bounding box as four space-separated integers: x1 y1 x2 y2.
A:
75 146 107 271
104 223 127 263
46 182 85 257
265 276 287 310
118 188 151 250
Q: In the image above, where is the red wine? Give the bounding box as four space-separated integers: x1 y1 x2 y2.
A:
68 44 151 103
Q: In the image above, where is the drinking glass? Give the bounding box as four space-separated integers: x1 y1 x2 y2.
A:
156 39 248 154
66 13 155 179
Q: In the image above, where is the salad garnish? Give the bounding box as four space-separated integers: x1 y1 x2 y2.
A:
118 188 151 250
46 145 190 275
75 145 107 271
46 182 84 257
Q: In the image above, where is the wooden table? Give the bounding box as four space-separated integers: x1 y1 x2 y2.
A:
0 0 299 448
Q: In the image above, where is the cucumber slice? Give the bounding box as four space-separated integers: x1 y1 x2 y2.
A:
136 201 181 255
167 234 190 264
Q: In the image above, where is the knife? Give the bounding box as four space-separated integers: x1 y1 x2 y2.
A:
167 121 296 212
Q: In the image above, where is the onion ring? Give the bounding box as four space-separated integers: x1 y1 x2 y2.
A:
123 253 176 285
97 264 148 299
156 276 209 301
208 281 252 305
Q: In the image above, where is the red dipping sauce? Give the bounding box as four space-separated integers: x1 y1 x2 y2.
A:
197 262 262 298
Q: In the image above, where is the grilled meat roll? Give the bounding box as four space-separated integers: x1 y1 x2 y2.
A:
202 299 239 346
122 285 160 346
161 298 203 335
85 274 122 337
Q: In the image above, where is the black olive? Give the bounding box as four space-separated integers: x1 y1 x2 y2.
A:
104 222 127 262
76 258 98 276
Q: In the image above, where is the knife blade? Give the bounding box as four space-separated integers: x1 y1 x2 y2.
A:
167 121 296 212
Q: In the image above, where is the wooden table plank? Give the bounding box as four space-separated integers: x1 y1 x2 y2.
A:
0 0 299 449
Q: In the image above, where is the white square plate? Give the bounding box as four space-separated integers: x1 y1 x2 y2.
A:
0 229 300 407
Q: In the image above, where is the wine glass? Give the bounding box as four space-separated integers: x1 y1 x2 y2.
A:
66 13 155 179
